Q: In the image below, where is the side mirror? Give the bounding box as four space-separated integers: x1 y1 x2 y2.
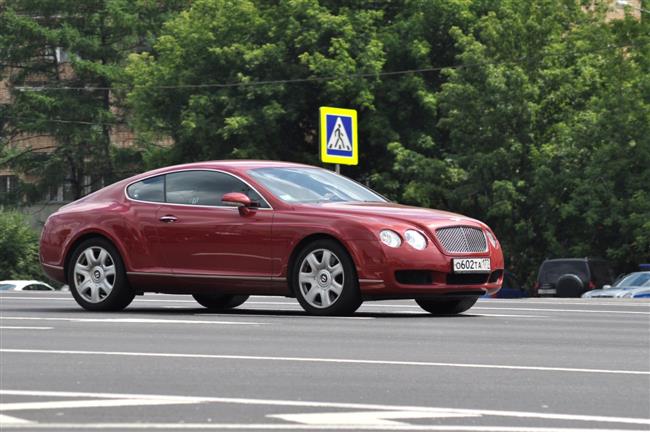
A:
221 192 255 215
603 284 612 290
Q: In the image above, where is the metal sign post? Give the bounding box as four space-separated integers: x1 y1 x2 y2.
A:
319 106 358 173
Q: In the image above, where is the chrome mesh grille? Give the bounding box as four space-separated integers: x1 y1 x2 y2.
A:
435 226 487 253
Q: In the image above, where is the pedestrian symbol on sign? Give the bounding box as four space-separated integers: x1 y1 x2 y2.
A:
327 117 352 153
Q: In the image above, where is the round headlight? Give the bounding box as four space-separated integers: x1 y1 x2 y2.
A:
379 230 402 248
486 231 499 248
404 230 427 250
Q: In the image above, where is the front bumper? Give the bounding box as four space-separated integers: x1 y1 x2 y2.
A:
347 239 504 298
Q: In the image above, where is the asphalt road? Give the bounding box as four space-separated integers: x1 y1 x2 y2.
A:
1 292 649 431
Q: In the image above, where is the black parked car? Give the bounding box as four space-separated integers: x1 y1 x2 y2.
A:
533 258 614 297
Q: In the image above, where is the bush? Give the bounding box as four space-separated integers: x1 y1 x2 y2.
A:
0 212 43 280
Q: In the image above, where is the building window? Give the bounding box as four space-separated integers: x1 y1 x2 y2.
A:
55 47 70 63
0 175 18 194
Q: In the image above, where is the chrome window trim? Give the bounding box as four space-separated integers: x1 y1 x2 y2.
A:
124 168 273 210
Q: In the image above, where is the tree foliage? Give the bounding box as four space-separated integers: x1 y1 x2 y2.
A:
0 0 184 201
0 211 42 280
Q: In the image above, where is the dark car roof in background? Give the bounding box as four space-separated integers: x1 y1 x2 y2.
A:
542 258 608 263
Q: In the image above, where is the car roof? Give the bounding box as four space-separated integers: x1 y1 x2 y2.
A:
118 160 317 187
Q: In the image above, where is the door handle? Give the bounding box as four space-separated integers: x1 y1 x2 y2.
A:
159 215 178 223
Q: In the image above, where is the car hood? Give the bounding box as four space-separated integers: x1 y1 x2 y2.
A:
299 201 489 231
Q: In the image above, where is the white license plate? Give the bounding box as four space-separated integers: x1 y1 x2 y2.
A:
452 258 491 273
538 288 557 295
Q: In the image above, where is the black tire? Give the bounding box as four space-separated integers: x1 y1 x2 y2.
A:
192 293 249 310
67 237 134 311
556 274 585 297
416 296 478 315
292 239 361 316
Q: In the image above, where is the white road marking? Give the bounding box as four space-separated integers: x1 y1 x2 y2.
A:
1 423 649 431
483 299 650 307
2 295 649 310
0 317 264 326
470 313 547 318
0 414 32 424
3 294 649 308
1 349 647 375
270 410 480 426
0 326 53 330
0 398 204 411
201 313 375 320
473 306 650 315
1 390 649 429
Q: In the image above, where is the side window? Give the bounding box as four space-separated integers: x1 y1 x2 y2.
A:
25 284 51 291
127 175 164 202
165 171 268 208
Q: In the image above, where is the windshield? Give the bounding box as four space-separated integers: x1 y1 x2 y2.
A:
0 284 16 290
248 167 387 204
614 272 650 288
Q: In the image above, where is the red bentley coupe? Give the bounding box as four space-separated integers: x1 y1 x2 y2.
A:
40 160 503 315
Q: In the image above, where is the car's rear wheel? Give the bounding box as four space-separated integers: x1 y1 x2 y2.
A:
192 294 249 310
68 238 134 311
293 239 361 316
416 296 478 315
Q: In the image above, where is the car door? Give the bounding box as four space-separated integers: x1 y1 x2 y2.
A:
155 170 274 290
124 174 173 274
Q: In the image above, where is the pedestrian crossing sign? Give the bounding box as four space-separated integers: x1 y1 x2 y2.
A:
320 106 358 165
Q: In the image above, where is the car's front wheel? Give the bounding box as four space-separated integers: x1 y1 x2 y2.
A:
293 239 361 316
68 238 134 311
193 294 249 310
416 296 478 315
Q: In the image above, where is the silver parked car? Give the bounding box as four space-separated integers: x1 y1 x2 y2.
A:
0 280 56 291
582 272 650 298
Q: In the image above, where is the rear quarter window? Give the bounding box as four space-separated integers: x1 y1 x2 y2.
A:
127 175 164 202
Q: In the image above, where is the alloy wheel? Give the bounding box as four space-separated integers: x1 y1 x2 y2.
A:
298 248 345 309
73 246 116 303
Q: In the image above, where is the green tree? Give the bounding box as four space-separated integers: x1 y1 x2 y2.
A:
392 1 650 282
0 211 42 280
127 0 388 171
0 0 184 203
